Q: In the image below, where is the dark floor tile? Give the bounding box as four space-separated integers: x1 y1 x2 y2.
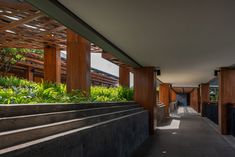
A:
132 107 235 157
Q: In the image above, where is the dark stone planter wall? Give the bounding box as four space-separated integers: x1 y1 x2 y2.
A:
155 103 165 126
228 104 235 137
202 102 218 124
0 101 135 117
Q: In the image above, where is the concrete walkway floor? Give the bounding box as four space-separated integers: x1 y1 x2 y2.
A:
132 107 235 157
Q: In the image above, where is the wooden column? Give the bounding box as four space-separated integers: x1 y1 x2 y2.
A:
170 89 177 102
159 83 170 116
219 68 235 134
190 88 200 112
134 67 156 134
67 29 91 95
200 83 209 115
44 46 61 83
25 67 33 81
119 65 130 87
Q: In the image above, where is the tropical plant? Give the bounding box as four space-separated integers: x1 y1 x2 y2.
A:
91 86 133 102
0 76 134 104
0 48 44 75
0 48 26 74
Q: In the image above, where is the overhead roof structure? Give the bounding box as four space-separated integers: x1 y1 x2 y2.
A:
0 0 102 52
27 0 235 87
0 0 136 70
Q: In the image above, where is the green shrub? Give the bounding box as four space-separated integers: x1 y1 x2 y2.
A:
0 76 36 87
91 86 133 102
0 76 133 104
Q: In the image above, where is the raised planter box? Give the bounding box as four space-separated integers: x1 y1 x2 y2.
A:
202 102 218 124
228 104 235 137
155 103 165 125
0 101 136 117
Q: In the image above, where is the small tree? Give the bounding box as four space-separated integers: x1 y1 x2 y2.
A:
0 48 29 75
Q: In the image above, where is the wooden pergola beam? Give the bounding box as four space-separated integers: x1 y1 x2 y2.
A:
38 26 66 36
0 1 32 10
26 0 141 68
0 12 43 32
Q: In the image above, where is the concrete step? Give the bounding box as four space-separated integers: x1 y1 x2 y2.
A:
0 107 143 149
0 110 148 157
0 105 138 132
0 102 136 117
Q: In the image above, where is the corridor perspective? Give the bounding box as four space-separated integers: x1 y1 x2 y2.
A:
1 1 235 157
133 107 235 157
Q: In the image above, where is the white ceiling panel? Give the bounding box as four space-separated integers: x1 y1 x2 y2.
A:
58 0 235 86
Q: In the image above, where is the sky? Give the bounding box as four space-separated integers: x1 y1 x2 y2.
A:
91 53 119 77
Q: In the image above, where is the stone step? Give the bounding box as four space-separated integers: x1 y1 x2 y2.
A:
0 105 138 132
0 101 136 117
0 110 148 157
0 107 143 149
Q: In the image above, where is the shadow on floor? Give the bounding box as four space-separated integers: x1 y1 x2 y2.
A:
132 107 235 157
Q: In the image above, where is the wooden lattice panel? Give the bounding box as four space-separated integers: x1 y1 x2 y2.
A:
0 0 133 74
0 0 102 52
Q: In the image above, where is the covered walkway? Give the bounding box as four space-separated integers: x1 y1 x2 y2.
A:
2 1 235 157
133 107 235 157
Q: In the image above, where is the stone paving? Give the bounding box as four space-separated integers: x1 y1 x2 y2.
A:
132 107 235 157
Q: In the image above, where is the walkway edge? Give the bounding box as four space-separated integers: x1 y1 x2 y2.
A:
203 117 235 149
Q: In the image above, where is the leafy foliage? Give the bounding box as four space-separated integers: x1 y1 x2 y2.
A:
0 76 36 88
0 48 44 74
30 49 44 55
0 76 133 104
210 87 219 102
0 48 26 73
91 86 134 102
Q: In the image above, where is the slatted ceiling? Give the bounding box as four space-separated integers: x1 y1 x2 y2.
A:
0 0 130 69
0 0 32 10
0 0 103 53
0 0 128 82
0 52 118 86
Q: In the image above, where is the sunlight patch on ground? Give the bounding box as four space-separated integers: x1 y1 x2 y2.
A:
157 119 181 130
178 107 197 114
171 106 199 118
